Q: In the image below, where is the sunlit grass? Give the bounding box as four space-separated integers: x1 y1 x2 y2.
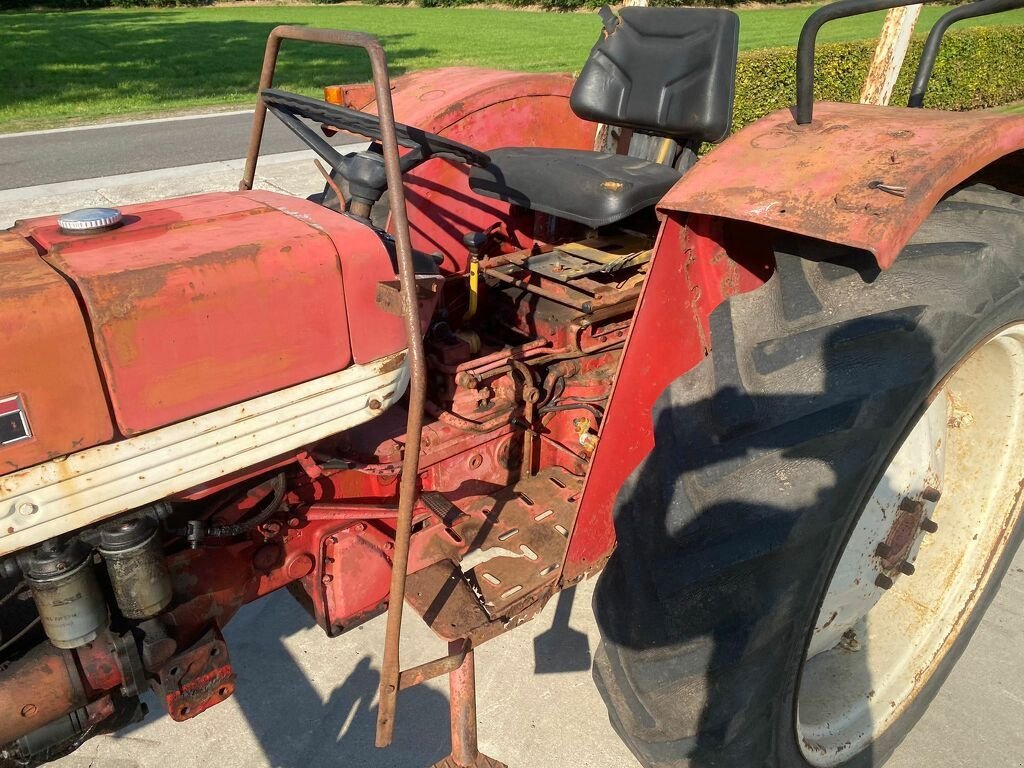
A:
1 3 1022 132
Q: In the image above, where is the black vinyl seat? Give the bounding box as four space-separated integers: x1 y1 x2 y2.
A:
468 5 739 229
470 148 681 229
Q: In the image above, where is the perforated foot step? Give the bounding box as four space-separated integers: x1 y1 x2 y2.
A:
460 468 582 617
405 467 583 643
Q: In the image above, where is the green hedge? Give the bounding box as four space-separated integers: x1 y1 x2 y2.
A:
731 24 1024 133
353 0 831 9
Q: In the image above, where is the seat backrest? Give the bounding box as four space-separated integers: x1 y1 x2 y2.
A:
570 6 740 144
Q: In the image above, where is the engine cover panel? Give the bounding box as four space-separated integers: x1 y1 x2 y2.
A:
0 233 113 472
18 192 378 436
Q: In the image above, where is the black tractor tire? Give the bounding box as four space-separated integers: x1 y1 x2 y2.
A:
592 183 1024 767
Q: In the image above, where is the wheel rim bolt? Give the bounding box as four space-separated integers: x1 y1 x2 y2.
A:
920 518 939 534
898 561 916 576
875 573 895 590
899 497 925 515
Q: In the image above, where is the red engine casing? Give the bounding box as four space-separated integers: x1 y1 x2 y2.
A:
2 191 404 470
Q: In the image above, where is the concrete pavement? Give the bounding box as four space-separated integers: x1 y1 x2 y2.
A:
0 130 1020 768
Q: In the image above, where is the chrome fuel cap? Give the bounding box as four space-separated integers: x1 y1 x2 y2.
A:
58 207 123 234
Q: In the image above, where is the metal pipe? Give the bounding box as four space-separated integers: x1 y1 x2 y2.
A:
0 644 86 744
398 645 468 691
908 0 1024 107
233 25 427 747
424 400 514 434
239 31 282 190
447 641 480 767
451 339 549 374
363 31 429 749
482 267 591 312
796 0 935 125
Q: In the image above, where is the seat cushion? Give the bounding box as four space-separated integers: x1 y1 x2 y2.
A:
468 147 681 229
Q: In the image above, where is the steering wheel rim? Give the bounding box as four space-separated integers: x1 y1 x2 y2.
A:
261 88 491 170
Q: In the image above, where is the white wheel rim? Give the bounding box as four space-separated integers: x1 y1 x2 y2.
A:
797 323 1024 766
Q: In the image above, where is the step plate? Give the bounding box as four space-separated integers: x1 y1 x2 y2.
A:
461 467 582 618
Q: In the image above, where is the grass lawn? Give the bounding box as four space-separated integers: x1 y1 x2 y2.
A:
1 3 1023 132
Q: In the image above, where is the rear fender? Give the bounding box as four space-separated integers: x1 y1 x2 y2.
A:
659 102 1024 269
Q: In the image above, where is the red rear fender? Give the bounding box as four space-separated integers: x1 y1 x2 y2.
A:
660 102 1024 269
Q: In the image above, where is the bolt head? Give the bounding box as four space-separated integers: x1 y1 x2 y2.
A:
875 573 895 590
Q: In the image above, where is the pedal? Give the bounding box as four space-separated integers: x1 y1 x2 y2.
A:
421 491 468 527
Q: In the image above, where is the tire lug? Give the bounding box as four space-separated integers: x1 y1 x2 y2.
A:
875 542 893 558
922 486 942 503
920 518 939 534
875 573 894 590
898 561 916 576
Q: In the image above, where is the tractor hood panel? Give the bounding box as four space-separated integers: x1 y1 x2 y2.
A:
0 232 114 473
15 191 401 437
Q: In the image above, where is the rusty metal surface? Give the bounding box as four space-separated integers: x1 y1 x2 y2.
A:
315 521 393 636
0 643 85 744
567 216 774 582
405 560 494 641
659 102 1024 268
242 26 428 749
0 232 113 474
460 467 581 617
246 191 409 366
154 627 235 722
432 642 508 768
403 467 583 642
17 192 355 435
398 645 467 691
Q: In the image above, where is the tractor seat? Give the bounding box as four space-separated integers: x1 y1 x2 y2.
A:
468 4 739 230
469 148 681 229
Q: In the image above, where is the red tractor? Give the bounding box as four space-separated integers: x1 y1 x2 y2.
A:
2 1 1023 765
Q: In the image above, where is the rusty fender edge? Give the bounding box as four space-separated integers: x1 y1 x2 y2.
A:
660 102 1024 269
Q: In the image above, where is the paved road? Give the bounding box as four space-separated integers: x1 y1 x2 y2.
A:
0 110 357 190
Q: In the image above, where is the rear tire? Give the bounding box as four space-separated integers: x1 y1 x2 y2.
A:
593 184 1024 767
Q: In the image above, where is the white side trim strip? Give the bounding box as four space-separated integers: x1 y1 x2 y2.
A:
0 352 409 557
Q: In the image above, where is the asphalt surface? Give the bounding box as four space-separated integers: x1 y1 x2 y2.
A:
0 110 357 190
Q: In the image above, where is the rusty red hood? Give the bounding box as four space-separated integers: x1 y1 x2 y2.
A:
1 190 406 473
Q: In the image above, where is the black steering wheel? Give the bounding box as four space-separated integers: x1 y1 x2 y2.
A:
262 88 490 206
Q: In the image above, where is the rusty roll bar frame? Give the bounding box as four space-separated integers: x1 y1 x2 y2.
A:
908 0 1024 108
238 25 427 748
795 0 932 125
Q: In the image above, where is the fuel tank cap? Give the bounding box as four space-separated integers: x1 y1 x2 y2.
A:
58 207 123 234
